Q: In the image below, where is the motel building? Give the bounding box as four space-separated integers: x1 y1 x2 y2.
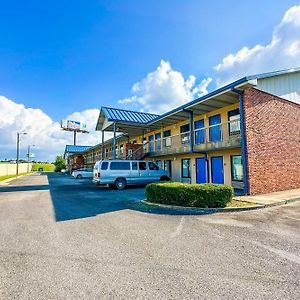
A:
67 67 300 195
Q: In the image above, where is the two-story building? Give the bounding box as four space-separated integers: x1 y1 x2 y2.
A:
69 67 300 195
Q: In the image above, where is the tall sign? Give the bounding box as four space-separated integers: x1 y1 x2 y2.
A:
61 120 89 145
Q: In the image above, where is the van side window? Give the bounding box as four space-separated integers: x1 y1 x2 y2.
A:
101 162 108 170
110 162 130 170
149 162 159 170
132 162 138 170
138 162 147 170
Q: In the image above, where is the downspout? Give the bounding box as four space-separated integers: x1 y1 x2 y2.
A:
231 87 249 195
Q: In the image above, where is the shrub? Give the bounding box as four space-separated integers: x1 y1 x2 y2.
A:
145 182 233 208
53 156 66 172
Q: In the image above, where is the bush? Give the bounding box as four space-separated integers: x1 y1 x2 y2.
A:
145 182 233 208
53 156 66 172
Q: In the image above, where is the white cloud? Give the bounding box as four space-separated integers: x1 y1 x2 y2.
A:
0 96 101 162
214 5 300 86
118 60 212 114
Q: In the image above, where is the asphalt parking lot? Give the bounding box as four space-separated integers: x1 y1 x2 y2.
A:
0 172 299 299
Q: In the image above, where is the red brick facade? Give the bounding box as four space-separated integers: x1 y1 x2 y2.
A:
243 87 300 194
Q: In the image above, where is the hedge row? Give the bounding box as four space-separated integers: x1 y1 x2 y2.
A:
145 182 233 208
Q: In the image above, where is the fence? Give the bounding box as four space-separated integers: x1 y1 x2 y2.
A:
0 163 32 176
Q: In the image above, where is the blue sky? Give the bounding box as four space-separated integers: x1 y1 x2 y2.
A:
1 0 299 121
1 1 300 161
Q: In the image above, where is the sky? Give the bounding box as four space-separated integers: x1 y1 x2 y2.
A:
0 1 300 161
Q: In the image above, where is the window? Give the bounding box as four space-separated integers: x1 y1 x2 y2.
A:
163 130 171 147
180 124 190 144
138 162 147 170
181 159 191 178
101 162 108 170
194 120 205 144
110 162 130 170
228 109 240 136
209 114 222 142
156 160 162 169
231 155 243 181
132 162 138 170
149 162 159 170
155 133 161 151
164 160 172 176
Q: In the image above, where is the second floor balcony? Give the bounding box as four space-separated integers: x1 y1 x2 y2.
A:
145 119 241 157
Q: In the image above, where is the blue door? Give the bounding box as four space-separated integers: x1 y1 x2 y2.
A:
196 157 207 183
209 114 221 142
155 133 161 151
211 156 224 184
149 135 154 152
194 120 205 144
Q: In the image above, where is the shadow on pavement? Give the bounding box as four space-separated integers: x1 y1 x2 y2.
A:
0 185 50 193
0 172 217 222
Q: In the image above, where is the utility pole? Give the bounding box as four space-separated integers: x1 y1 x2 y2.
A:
27 145 35 173
16 133 20 176
16 132 27 176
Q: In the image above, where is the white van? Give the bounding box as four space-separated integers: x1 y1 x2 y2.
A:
93 160 170 189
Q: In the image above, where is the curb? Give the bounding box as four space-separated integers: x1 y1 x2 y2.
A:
140 196 300 214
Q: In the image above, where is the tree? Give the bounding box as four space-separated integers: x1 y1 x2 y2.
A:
54 156 66 172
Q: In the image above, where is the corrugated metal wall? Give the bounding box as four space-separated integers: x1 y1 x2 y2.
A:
256 72 300 105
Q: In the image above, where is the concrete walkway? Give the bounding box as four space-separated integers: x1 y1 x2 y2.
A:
234 188 300 205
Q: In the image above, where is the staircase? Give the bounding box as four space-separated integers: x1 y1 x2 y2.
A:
126 143 149 160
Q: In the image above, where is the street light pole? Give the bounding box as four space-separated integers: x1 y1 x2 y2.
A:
16 132 27 176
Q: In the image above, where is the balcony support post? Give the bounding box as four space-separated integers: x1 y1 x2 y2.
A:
189 110 194 153
113 122 117 159
231 87 249 195
101 130 105 160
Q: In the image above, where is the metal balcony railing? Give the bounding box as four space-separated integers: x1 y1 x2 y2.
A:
193 119 241 151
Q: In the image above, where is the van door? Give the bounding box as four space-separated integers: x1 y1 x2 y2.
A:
138 161 150 184
148 161 160 182
130 161 139 184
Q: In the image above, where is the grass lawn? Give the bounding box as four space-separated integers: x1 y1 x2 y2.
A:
0 172 31 182
226 199 258 207
32 163 55 172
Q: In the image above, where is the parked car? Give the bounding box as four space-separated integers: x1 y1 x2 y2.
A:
72 168 93 179
93 160 170 189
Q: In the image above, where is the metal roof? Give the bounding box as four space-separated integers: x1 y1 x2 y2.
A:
64 145 91 153
102 107 158 124
96 66 300 134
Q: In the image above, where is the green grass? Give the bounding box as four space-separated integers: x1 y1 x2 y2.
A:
32 163 55 172
226 199 257 207
0 172 30 182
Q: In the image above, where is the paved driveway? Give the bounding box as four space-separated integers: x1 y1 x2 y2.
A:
0 173 299 299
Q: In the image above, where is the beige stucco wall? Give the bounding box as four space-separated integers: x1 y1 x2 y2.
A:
0 163 32 176
147 148 242 187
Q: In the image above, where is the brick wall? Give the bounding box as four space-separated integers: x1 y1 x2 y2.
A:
243 87 300 194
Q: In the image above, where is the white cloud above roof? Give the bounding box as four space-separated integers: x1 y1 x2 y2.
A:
118 60 212 114
214 5 300 86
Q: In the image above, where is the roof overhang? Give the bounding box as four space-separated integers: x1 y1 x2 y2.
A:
95 78 257 135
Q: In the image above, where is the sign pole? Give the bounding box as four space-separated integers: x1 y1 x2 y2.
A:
73 131 77 146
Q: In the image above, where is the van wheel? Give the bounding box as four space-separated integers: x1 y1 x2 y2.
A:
114 178 126 190
77 174 82 179
160 176 170 182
